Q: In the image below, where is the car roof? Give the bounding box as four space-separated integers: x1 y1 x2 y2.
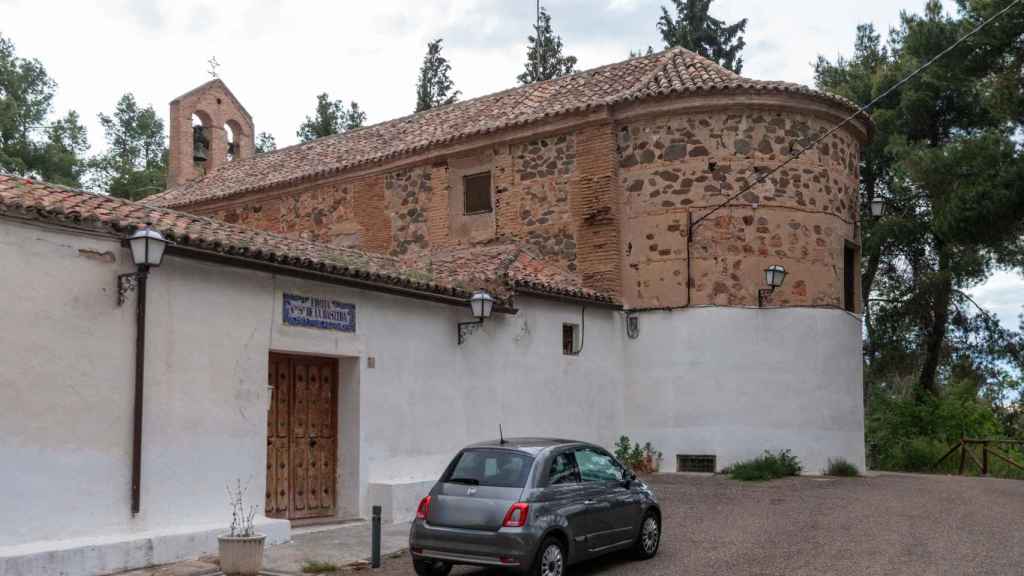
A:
465 437 587 455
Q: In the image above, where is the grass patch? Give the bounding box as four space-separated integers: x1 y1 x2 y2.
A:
824 458 860 477
302 560 340 574
726 450 802 481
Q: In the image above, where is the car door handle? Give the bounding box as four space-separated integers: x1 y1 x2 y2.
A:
584 499 597 505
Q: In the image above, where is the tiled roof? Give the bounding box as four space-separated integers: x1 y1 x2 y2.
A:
0 174 617 307
430 244 618 305
148 47 864 209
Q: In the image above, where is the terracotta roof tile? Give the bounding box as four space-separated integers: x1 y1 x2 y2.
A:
148 48 863 209
0 174 616 306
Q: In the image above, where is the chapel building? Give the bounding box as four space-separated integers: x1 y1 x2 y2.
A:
0 48 869 576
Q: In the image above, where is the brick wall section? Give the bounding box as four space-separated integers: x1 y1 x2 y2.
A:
352 174 391 253
213 180 357 246
571 123 623 295
618 109 860 308
509 136 578 273
427 164 450 249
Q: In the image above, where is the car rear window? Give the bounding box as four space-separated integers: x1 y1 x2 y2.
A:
443 449 534 488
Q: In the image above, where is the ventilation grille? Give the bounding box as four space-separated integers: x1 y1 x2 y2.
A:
676 454 716 473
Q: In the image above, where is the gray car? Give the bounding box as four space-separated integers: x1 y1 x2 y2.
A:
409 438 661 576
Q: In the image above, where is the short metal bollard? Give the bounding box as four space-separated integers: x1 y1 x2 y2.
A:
371 505 382 568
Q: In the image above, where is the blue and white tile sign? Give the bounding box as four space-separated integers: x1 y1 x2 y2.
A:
282 293 356 333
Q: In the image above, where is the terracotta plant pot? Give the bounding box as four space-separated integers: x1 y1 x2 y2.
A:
217 533 266 576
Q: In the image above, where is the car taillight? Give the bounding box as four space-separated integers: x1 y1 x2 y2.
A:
502 502 529 528
416 495 431 520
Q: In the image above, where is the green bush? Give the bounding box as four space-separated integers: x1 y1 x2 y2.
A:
824 458 860 477
613 435 663 473
727 450 802 481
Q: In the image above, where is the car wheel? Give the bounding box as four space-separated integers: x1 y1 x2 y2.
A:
532 537 566 576
634 511 660 559
412 558 452 576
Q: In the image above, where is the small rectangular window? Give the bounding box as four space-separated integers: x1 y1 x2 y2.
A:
676 454 716 473
562 323 580 356
844 243 857 313
463 172 493 214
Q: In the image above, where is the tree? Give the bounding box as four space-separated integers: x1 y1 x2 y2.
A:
817 0 1024 404
37 110 89 187
658 0 747 73
517 6 578 84
255 131 277 153
415 39 460 112
90 93 167 200
296 93 365 143
0 33 88 186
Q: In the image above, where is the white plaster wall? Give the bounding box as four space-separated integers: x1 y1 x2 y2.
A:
623 306 866 474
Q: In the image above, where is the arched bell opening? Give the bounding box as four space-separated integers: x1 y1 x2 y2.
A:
191 111 213 176
224 118 245 163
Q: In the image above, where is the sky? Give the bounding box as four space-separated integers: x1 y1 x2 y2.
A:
0 0 1020 328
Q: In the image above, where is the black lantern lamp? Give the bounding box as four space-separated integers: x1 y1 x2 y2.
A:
869 196 885 218
757 264 787 307
458 290 495 345
118 227 167 305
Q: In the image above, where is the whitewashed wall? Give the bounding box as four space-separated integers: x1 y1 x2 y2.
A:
623 307 866 474
0 220 624 575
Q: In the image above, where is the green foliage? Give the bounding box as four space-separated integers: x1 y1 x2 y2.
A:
89 93 167 200
301 560 339 573
726 450 802 481
658 0 747 72
255 131 277 154
613 435 663 473
518 6 577 84
825 458 860 477
817 1 1024 401
0 33 88 186
416 39 460 112
297 93 366 143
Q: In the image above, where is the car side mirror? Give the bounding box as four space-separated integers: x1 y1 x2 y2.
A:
623 471 637 488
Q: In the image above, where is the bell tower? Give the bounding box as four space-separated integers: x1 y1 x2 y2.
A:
167 79 255 188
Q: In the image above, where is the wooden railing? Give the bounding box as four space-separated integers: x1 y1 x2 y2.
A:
934 438 1024 476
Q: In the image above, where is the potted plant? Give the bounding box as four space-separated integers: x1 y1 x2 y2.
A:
218 479 265 576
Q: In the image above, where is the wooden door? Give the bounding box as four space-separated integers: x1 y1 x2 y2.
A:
266 354 338 520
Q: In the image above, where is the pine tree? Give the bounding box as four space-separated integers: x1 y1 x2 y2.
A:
255 131 277 153
658 0 748 73
517 6 578 84
296 93 365 143
416 39 460 112
90 93 167 200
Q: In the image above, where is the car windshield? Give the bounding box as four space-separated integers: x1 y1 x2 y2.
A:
443 449 534 488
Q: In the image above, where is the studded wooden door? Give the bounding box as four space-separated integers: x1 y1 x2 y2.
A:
266 354 338 520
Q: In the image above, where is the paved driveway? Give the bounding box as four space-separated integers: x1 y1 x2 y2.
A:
366 472 1024 576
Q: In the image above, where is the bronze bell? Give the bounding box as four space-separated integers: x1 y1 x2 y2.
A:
192 125 209 162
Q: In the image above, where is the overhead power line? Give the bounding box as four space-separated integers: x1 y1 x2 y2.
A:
689 0 1023 237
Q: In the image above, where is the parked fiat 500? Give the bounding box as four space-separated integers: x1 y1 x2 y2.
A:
409 438 661 576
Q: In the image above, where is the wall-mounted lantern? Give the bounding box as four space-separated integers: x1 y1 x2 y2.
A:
869 197 885 218
118 225 167 516
757 264 787 308
458 290 495 345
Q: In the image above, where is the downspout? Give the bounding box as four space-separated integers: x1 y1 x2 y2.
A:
131 265 149 515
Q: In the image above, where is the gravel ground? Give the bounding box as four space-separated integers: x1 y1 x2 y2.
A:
362 472 1024 576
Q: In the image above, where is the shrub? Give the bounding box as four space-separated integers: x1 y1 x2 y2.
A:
614 435 663 473
727 450 802 481
824 458 860 477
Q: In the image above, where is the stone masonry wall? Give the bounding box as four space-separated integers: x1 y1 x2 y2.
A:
619 109 860 309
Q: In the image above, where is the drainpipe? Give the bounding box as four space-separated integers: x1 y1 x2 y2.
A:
130 265 149 515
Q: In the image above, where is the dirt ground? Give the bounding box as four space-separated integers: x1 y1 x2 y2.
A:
365 472 1024 576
